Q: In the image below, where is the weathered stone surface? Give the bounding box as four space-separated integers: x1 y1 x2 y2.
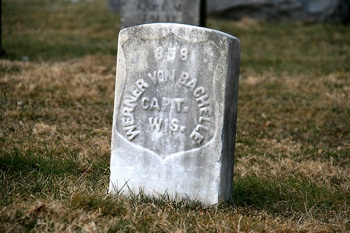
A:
109 23 240 205
120 0 206 28
207 0 350 23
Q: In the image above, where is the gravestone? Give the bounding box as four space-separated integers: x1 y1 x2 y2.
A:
109 23 240 205
207 0 350 23
120 0 206 28
0 0 5 57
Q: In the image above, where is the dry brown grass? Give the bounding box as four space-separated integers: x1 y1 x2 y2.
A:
1 55 349 232
1 0 350 231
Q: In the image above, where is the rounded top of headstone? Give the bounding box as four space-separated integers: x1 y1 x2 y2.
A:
119 23 239 44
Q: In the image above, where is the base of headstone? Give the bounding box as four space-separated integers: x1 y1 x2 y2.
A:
109 23 240 206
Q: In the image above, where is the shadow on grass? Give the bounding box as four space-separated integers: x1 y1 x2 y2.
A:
0 147 79 176
0 147 108 205
232 175 348 221
1 146 348 224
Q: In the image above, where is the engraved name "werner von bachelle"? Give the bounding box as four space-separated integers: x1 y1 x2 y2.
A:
120 69 213 144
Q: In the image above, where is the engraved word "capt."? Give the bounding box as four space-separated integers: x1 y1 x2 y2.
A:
141 97 189 112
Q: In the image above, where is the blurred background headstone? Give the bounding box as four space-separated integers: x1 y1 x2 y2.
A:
108 0 349 23
107 0 120 12
206 0 350 23
0 0 6 57
118 0 206 28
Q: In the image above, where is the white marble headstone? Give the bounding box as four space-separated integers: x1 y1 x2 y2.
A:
109 23 240 205
120 0 205 28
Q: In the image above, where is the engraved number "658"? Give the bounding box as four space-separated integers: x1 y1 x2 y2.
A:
155 47 189 61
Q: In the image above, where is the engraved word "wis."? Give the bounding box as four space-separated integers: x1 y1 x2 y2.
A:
149 117 186 133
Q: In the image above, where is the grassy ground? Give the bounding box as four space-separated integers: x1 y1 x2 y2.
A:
1 0 350 232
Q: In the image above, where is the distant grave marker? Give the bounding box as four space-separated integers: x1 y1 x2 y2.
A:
120 0 206 28
0 0 6 57
109 23 240 205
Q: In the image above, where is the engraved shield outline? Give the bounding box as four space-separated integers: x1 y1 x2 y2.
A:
114 27 228 159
